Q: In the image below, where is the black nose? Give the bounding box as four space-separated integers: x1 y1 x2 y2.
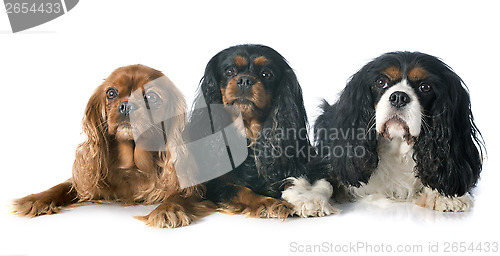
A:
118 101 137 116
389 91 411 108
237 76 255 91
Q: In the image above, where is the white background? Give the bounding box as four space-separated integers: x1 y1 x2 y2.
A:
1 1 499 255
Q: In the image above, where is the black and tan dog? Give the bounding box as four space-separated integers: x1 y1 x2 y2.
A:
189 44 338 218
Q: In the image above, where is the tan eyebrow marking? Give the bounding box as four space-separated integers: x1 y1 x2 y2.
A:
408 67 428 81
234 55 247 67
383 66 402 81
253 56 268 66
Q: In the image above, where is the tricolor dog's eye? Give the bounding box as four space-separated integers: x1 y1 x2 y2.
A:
419 82 432 93
261 70 273 80
106 87 119 100
224 67 237 77
375 75 389 89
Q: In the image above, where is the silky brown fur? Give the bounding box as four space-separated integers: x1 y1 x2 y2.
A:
13 64 215 228
221 185 292 220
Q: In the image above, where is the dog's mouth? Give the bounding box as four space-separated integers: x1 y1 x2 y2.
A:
119 122 131 129
232 98 254 105
227 97 260 109
379 116 415 142
115 122 134 140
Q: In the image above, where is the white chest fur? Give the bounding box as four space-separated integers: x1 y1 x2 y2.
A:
350 137 423 200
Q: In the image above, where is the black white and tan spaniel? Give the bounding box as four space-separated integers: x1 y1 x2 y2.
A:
13 64 214 227
311 52 484 212
189 44 338 218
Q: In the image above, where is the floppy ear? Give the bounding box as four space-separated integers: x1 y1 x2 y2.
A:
72 86 110 199
314 68 379 187
157 80 203 197
414 70 484 197
253 68 310 186
199 56 222 105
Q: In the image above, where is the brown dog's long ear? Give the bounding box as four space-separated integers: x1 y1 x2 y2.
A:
156 78 203 197
72 86 110 200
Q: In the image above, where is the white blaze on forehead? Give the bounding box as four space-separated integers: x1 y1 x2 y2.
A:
375 79 422 138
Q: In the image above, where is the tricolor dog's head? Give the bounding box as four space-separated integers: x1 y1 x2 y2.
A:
315 52 484 197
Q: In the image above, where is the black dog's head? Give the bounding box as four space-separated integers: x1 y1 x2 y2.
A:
192 44 310 187
199 44 308 143
215 47 286 122
315 52 484 196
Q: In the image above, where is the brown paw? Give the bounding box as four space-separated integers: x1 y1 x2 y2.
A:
223 197 293 220
136 202 192 228
13 194 63 217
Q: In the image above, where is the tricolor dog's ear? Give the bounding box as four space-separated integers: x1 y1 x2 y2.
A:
413 63 484 197
314 64 379 187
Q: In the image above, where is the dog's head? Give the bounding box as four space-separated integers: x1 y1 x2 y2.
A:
316 52 484 196
199 44 308 142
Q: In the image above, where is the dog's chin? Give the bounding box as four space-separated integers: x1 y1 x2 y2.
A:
230 98 258 119
379 117 414 142
115 123 134 141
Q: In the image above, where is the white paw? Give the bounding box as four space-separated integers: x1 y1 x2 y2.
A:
415 187 473 212
282 177 340 217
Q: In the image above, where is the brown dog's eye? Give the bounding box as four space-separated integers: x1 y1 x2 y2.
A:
225 67 236 77
419 82 432 93
106 88 118 100
145 91 161 105
262 71 273 79
375 76 389 89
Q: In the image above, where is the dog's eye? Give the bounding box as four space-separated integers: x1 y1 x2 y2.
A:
419 82 432 93
145 92 161 105
106 88 118 100
225 67 236 77
375 76 389 89
262 71 273 80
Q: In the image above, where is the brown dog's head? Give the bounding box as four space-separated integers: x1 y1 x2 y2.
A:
73 64 188 199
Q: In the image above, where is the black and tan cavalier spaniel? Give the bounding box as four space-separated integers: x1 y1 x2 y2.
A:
189 44 338 218
312 52 484 212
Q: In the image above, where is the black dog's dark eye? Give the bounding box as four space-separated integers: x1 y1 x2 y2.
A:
419 82 432 93
106 88 118 100
225 67 236 77
262 71 273 79
261 71 273 79
375 76 389 89
145 91 161 105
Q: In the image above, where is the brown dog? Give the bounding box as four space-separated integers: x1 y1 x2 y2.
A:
13 64 214 228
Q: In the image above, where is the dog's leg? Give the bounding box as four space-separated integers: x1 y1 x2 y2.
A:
13 180 79 217
414 187 473 212
220 185 293 220
136 194 216 228
282 177 340 217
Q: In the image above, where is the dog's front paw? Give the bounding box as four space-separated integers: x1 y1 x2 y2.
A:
222 197 294 220
415 187 473 212
282 178 340 217
136 202 192 228
13 194 63 217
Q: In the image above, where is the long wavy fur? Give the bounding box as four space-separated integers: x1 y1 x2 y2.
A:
193 44 311 199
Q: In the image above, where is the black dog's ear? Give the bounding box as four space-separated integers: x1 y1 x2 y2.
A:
186 54 223 143
199 56 222 105
414 68 484 197
314 68 379 187
254 68 311 184
272 69 309 143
